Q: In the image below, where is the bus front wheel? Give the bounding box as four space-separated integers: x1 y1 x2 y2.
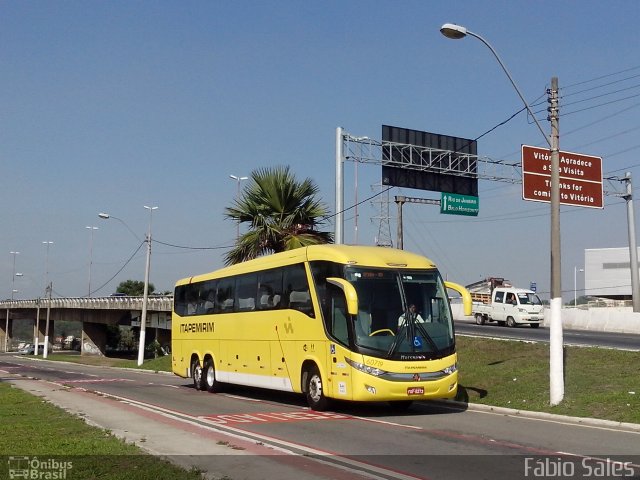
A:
305 366 329 411
191 358 205 391
203 358 223 393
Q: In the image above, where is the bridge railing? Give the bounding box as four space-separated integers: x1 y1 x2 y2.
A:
0 295 173 312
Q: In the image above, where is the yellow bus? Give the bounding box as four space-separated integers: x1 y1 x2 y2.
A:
172 244 471 410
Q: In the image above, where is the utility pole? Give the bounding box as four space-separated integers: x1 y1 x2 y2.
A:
548 76 564 406
623 172 640 312
395 196 405 250
43 282 52 359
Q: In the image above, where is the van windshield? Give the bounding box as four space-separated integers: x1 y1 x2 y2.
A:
517 292 542 305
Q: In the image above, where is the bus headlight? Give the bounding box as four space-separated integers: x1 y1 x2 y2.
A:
442 363 457 375
345 358 388 377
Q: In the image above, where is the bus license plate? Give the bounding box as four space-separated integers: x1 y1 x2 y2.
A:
407 387 424 395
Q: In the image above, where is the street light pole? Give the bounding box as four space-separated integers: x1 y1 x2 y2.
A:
440 23 564 405
229 175 248 239
98 213 141 242
37 242 53 355
86 226 98 297
138 205 158 366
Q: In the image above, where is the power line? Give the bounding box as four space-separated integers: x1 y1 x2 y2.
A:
561 65 640 90
152 239 234 250
561 82 640 108
561 73 640 98
88 240 146 296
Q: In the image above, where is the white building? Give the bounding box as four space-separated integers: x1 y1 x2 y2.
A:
584 247 638 300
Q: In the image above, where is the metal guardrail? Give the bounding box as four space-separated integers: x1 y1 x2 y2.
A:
0 295 173 311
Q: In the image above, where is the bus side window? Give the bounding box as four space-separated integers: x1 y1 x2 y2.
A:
283 264 313 317
236 273 258 312
331 291 349 345
200 280 217 314
186 286 199 315
257 268 283 310
174 285 187 316
216 278 235 313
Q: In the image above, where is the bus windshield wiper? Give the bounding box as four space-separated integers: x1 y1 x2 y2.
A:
386 311 409 358
415 321 439 353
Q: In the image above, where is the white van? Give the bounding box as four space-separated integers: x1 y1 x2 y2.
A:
472 287 544 328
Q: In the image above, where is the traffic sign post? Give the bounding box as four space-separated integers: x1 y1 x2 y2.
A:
440 192 479 216
521 145 603 209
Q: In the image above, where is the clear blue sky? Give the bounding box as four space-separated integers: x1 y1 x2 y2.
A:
2 1 639 301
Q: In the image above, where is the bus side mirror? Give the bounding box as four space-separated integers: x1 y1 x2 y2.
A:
326 277 359 316
444 281 473 316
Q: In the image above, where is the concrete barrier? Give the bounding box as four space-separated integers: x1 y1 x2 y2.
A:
451 303 640 334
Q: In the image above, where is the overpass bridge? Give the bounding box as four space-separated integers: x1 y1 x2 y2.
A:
0 296 173 355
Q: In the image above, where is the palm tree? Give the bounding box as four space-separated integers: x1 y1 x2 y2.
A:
224 166 333 265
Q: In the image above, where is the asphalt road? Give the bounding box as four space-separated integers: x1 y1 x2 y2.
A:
2 354 639 480
455 322 640 351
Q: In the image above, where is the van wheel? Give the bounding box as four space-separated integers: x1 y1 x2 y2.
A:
203 358 223 393
506 317 516 327
475 314 485 325
191 357 205 391
305 366 329 411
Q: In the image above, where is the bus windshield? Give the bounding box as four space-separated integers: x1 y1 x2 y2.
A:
308 261 455 361
345 268 454 359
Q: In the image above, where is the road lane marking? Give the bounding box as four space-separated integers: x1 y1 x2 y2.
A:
80 389 426 480
202 411 351 425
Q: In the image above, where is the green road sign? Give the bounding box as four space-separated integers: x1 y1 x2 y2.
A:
440 192 479 216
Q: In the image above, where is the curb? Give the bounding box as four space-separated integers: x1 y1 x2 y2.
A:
432 399 640 432
10 354 174 375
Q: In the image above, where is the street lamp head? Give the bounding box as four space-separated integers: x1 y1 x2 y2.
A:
144 205 159 211
440 23 468 40
98 213 110 219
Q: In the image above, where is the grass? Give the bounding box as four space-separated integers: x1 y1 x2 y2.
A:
28 337 640 424
0 382 203 480
455 336 640 424
47 352 172 372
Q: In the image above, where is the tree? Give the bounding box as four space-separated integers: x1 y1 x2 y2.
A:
116 280 155 296
224 166 333 265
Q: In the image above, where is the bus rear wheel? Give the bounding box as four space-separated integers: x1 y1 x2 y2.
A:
203 358 223 393
475 314 485 325
191 358 205 391
305 366 329 411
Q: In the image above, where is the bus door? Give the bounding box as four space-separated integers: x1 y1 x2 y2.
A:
323 280 354 401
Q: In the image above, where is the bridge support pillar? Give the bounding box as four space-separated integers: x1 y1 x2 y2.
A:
81 322 107 356
0 317 13 352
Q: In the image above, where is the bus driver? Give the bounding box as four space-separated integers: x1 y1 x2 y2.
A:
398 304 425 327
